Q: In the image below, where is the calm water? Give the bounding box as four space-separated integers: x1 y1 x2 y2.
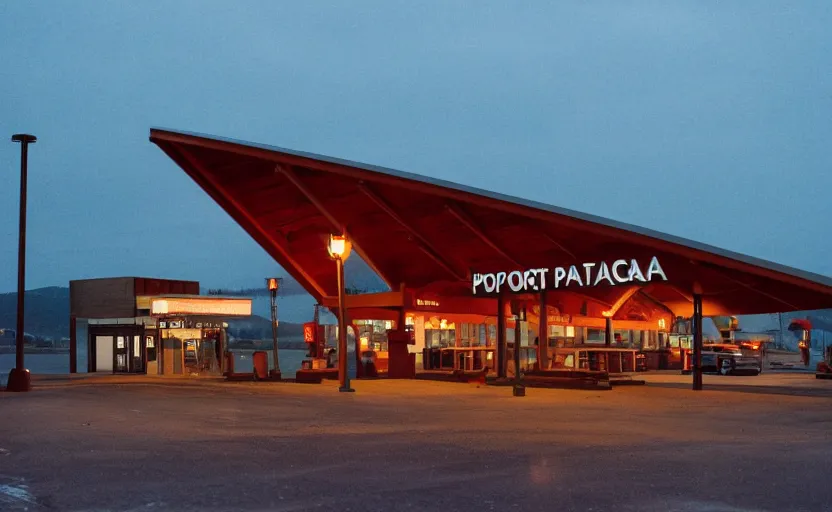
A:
0 349 309 382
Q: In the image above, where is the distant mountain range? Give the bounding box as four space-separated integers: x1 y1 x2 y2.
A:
204 257 386 297
0 286 70 340
0 286 305 342
0 258 386 340
0 286 312 346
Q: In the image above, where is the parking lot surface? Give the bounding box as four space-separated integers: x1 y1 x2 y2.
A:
1 373 831 511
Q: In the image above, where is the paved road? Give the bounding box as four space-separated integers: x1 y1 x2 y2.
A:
1 375 831 511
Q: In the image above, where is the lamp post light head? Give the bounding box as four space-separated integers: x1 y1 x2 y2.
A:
266 277 280 291
11 134 37 144
327 234 352 261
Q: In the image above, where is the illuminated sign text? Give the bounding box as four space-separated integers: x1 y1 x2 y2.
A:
472 256 667 295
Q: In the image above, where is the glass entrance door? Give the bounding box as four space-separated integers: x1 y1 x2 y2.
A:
115 336 129 372
95 335 114 372
131 335 144 373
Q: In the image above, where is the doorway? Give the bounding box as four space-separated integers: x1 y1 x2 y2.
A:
114 335 145 373
95 335 114 372
89 327 146 374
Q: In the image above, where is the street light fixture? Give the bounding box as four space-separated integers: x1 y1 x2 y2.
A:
328 234 354 393
6 134 37 392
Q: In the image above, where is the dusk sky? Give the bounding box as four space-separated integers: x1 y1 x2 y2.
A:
1 1 830 294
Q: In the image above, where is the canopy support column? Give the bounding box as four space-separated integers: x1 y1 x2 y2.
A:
538 292 548 371
513 304 526 397
692 293 704 391
604 317 613 374
497 295 506 379
69 315 77 374
605 317 613 346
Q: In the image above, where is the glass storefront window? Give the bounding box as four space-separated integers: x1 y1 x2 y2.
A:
551 353 575 369
353 319 393 352
460 323 482 347
641 331 660 350
425 329 455 348
585 328 606 344
549 326 575 338
548 324 577 349
613 329 631 347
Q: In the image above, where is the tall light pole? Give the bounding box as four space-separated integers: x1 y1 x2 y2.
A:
7 134 36 392
266 277 282 380
328 234 354 393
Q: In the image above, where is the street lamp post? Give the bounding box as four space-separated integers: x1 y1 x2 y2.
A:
6 134 37 392
328 234 354 393
266 277 282 380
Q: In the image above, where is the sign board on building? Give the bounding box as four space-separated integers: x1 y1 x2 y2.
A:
472 256 668 296
303 322 316 343
151 297 252 317
415 298 440 308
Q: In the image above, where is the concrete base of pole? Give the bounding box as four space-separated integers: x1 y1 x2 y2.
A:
512 384 526 397
6 368 31 392
339 386 355 393
269 370 282 381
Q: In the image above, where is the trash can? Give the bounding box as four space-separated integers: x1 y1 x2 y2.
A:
224 352 235 376
658 349 668 370
681 349 691 374
635 353 647 372
361 350 379 378
252 351 269 380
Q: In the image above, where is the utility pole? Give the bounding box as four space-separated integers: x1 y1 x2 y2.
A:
6 134 36 392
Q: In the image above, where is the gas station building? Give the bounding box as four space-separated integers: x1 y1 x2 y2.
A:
145 128 832 385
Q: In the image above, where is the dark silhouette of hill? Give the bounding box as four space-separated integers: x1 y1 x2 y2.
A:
0 287 307 343
0 287 70 339
0 256 387 341
226 314 304 340
203 257 386 297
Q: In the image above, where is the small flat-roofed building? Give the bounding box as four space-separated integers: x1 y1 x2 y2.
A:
70 277 251 375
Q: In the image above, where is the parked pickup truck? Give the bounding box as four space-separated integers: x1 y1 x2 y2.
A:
701 343 761 376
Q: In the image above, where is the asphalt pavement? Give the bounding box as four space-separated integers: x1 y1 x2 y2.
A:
1 373 831 511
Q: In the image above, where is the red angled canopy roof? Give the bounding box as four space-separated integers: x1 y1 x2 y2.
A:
149 128 832 317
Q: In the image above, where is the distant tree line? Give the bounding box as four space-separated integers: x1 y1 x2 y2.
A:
208 285 375 297
207 287 278 297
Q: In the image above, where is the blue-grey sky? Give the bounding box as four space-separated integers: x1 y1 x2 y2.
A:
1 1 830 294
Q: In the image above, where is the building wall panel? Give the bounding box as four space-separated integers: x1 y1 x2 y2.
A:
70 278 136 319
